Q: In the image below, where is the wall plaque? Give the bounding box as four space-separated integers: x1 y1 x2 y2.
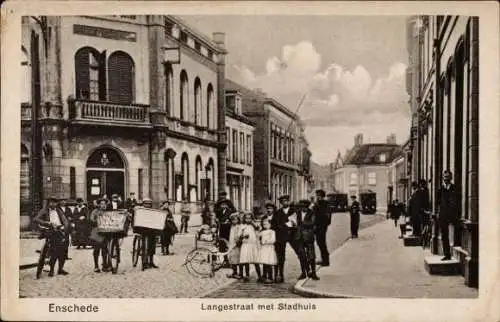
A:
73 24 137 42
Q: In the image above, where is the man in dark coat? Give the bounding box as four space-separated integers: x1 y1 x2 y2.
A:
408 182 422 237
125 192 137 213
72 197 90 249
34 196 70 278
437 170 460 261
297 199 320 280
313 189 331 266
108 194 124 211
349 195 361 238
270 195 292 283
214 191 236 243
58 198 74 260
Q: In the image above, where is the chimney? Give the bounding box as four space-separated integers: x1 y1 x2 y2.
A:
212 32 226 49
387 133 397 144
354 133 363 146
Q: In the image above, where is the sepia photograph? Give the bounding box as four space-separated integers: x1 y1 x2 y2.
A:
2 1 499 321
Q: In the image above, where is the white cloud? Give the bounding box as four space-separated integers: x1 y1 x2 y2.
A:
229 41 410 164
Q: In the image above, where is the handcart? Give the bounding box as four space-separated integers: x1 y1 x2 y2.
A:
96 210 130 274
131 206 167 270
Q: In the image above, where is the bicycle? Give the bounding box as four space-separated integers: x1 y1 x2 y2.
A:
421 212 434 249
36 223 67 279
131 233 149 270
96 211 130 274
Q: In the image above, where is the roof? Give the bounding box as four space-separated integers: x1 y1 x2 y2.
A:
343 144 403 166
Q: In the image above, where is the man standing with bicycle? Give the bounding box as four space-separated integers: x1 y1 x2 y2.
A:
34 196 70 278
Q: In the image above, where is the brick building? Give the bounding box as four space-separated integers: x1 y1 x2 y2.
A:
225 80 312 210
406 15 479 287
224 88 254 212
20 15 228 227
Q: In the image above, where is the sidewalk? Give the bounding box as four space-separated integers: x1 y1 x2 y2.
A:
295 220 478 298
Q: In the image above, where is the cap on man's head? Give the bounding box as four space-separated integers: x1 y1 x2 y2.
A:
350 195 357 199
444 170 453 176
97 197 108 204
142 197 152 203
47 196 59 202
265 201 276 208
76 197 84 203
130 192 135 195
298 199 311 207
218 191 228 197
315 189 326 197
411 181 418 188
112 194 119 198
278 195 290 201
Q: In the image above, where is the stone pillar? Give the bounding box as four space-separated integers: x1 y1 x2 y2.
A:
213 32 227 195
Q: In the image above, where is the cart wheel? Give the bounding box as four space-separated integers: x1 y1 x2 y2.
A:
132 235 141 267
110 238 120 274
186 248 213 278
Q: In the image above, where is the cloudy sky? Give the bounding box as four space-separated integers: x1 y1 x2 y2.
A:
181 15 411 165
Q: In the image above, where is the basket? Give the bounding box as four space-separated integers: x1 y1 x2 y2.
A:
97 211 130 236
133 207 167 233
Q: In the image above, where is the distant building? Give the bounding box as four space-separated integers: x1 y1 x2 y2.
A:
334 134 402 212
387 139 412 205
224 88 255 212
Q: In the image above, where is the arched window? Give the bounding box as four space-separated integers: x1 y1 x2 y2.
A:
194 78 202 125
20 144 30 201
181 153 189 201
108 51 135 104
180 70 189 121
206 83 214 129
165 63 173 115
195 156 202 201
165 149 176 200
75 47 105 101
21 47 31 103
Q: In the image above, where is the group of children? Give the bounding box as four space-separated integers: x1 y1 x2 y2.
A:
197 212 277 283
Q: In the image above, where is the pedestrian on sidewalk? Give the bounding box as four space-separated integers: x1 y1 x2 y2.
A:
258 217 277 284
239 213 261 282
89 198 109 273
313 189 331 267
58 198 73 260
271 195 293 283
297 199 320 280
408 182 422 237
227 213 242 279
349 195 360 238
398 201 408 239
33 196 70 278
72 197 90 249
180 199 191 234
437 170 460 261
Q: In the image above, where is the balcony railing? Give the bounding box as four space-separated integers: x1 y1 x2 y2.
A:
165 117 217 142
69 99 150 127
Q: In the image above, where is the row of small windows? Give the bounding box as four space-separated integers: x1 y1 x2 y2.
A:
226 127 252 166
349 172 377 186
270 123 295 164
164 19 215 62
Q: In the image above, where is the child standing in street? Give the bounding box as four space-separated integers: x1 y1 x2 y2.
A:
227 213 242 279
258 217 277 284
398 207 407 239
239 213 260 282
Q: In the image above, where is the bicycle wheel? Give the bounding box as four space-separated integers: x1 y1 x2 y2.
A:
132 235 141 267
110 238 120 274
36 240 49 279
186 248 213 278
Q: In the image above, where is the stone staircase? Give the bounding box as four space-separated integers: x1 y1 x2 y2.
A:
424 252 460 275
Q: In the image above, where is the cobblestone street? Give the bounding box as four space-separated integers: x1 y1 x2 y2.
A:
19 214 384 298
205 213 385 298
19 228 233 298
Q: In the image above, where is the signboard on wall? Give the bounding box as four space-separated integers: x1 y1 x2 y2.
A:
73 24 137 42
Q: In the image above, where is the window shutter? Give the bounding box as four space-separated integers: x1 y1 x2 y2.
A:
108 52 134 104
98 51 107 101
75 49 90 99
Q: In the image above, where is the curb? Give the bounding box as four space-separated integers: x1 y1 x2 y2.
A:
292 215 386 298
20 262 39 270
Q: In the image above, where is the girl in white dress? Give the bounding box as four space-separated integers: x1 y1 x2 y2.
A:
239 213 259 282
258 217 277 283
227 213 242 279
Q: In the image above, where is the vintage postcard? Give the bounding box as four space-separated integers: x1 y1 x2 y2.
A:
1 1 499 321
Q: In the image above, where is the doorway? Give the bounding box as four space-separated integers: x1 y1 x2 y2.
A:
86 146 126 205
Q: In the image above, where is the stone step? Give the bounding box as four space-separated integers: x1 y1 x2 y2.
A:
403 235 421 247
424 255 460 275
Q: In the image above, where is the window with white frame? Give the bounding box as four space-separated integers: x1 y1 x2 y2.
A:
226 127 231 160
349 172 358 186
239 132 245 164
368 172 376 185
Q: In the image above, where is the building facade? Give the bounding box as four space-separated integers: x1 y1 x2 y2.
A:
334 134 402 212
225 80 312 210
387 139 411 205
225 89 254 212
406 15 479 287
21 15 228 225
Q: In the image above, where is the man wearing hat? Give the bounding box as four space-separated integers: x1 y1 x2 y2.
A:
296 199 319 280
437 170 459 261
349 195 361 238
72 197 90 249
33 196 70 278
58 198 74 260
108 194 124 211
313 189 332 266
140 198 159 269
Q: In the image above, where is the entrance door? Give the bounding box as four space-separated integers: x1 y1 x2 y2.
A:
86 146 126 205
